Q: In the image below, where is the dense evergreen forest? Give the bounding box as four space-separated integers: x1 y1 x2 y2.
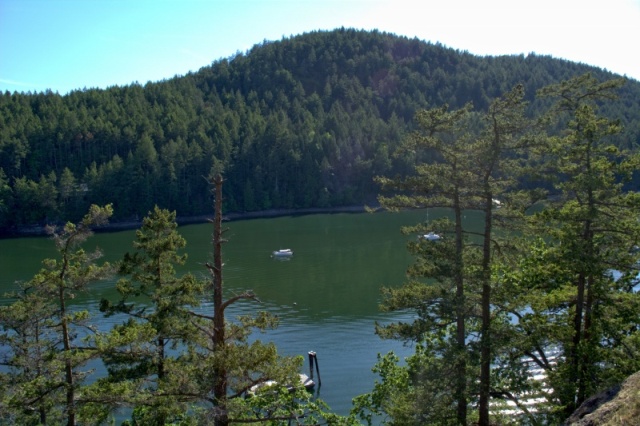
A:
1 28 640 231
2 28 640 425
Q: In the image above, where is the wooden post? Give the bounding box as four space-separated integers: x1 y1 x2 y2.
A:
308 351 321 386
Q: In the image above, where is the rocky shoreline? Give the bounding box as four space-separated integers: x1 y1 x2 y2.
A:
0 205 371 238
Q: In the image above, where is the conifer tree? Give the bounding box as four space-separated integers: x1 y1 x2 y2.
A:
499 74 640 419
474 84 536 425
184 175 356 425
540 74 640 414
0 284 58 424
370 102 476 425
99 205 203 424
97 179 355 425
356 85 536 425
0 205 113 425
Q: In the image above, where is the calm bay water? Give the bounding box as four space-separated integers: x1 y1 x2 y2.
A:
0 209 479 420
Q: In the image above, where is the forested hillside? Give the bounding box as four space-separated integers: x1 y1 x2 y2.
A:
1 28 639 230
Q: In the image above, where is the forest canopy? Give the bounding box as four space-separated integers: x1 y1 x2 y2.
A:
1 28 639 231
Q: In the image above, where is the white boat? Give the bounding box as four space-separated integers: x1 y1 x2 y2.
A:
247 351 319 396
420 232 442 241
272 248 293 257
299 373 315 390
248 373 314 396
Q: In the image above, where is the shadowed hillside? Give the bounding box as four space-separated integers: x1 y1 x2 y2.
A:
1 28 639 231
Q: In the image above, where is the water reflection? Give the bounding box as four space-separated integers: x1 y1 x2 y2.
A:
1 211 435 418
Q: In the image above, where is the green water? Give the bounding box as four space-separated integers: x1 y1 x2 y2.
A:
0 209 475 418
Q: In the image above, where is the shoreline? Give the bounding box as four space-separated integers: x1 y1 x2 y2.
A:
0 205 373 238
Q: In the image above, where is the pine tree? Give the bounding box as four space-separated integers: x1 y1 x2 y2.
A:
100 205 203 424
0 205 114 425
357 85 536 425
474 84 535 425
526 74 640 416
370 102 476 425
184 175 357 425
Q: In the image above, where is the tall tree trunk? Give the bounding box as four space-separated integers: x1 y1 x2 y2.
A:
212 174 228 426
59 250 76 426
33 323 48 425
478 193 493 426
454 192 467 425
568 220 592 414
157 337 165 380
570 271 586 395
60 288 75 426
580 274 595 403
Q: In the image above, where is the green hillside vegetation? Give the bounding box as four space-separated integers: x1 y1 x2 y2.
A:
352 74 640 425
1 28 639 231
2 40 640 425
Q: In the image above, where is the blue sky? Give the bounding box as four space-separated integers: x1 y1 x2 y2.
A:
2 0 639 95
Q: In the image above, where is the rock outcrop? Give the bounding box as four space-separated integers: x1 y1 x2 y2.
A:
565 371 640 425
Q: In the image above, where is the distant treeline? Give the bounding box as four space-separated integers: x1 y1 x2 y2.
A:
1 28 639 230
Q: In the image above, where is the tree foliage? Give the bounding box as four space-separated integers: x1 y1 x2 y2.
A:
358 85 537 425
91 180 356 425
372 101 478 425
355 74 640 425
0 205 114 425
179 175 354 425
99 205 203 424
1 195 357 424
493 74 640 422
1 29 639 231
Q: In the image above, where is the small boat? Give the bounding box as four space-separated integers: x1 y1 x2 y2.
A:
248 374 314 396
420 232 442 241
272 249 293 257
248 351 320 396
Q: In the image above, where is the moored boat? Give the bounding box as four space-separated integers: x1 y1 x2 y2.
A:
247 351 320 396
248 373 314 396
272 248 293 257
420 232 442 241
